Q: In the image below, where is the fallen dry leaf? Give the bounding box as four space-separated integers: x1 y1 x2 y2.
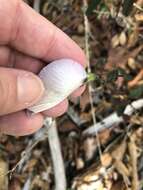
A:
58 119 78 132
106 45 143 70
80 88 90 111
0 159 8 190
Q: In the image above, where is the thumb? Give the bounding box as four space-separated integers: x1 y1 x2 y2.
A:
0 68 44 116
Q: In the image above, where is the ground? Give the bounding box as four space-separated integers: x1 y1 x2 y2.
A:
0 0 143 190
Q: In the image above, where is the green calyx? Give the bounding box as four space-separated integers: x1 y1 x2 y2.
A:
87 72 96 82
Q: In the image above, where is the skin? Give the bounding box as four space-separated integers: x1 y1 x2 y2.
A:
0 0 86 136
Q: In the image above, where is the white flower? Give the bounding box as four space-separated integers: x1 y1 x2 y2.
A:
28 59 86 113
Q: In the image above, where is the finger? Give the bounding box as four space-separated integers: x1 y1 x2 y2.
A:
0 111 44 136
0 46 44 73
0 46 11 67
71 85 86 98
0 67 44 115
0 0 86 65
42 99 68 117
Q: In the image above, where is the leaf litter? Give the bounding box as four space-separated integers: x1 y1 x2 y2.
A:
0 0 143 190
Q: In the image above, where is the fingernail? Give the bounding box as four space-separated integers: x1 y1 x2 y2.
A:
17 73 45 105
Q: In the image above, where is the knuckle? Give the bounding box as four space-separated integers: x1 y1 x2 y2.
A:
9 0 22 44
42 27 57 59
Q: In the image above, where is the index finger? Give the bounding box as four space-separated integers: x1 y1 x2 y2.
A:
0 0 86 66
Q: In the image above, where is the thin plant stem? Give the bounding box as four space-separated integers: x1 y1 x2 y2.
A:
83 0 102 159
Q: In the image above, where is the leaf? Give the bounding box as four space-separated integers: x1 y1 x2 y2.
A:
97 3 109 19
129 85 143 99
86 0 101 15
122 0 134 16
106 45 143 71
107 69 118 82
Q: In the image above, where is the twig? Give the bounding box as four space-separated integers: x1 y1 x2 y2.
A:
45 118 67 190
133 2 143 11
128 69 143 88
128 134 139 190
0 127 49 181
1 126 49 175
67 106 85 126
33 0 40 13
114 160 130 187
83 99 143 135
22 175 32 190
83 0 102 159
17 126 49 172
9 117 67 190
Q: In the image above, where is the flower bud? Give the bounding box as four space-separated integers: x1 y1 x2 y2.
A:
28 59 86 113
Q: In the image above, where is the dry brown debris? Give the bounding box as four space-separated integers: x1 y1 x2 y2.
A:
1 0 143 189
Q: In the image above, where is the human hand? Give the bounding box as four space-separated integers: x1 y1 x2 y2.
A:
0 0 86 136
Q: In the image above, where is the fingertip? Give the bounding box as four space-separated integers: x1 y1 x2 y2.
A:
0 111 44 136
42 99 68 117
71 85 86 98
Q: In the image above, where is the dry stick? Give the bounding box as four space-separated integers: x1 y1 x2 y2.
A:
133 2 143 11
17 127 49 172
83 98 143 135
128 134 139 190
67 106 85 126
1 128 49 181
22 176 32 190
9 119 66 189
33 0 41 13
128 69 143 88
45 118 67 190
83 0 102 158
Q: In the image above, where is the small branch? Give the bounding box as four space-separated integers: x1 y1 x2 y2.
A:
33 0 40 13
15 118 67 190
45 118 67 190
124 98 143 115
22 175 32 190
83 99 143 135
67 106 85 126
128 69 143 88
83 112 123 135
2 128 48 178
17 127 49 172
128 134 139 190
133 2 143 11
